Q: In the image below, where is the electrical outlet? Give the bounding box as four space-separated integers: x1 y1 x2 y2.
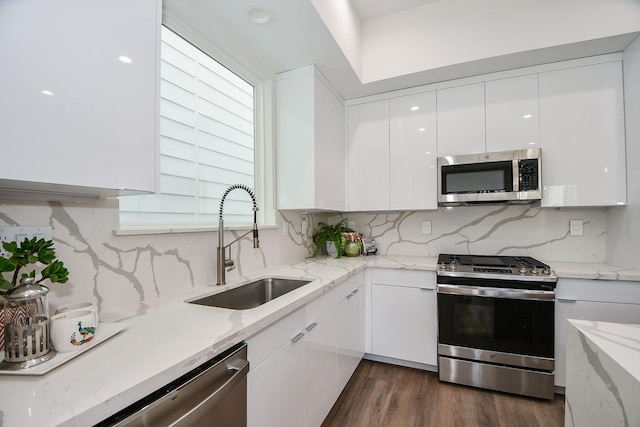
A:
282 222 289 237
569 220 583 236
421 220 432 235
0 226 52 257
301 218 308 235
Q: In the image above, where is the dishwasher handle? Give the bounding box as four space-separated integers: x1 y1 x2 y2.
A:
172 358 249 426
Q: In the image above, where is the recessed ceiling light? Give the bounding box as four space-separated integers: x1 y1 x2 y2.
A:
410 106 420 111
41 90 54 96
247 4 273 25
118 56 132 64
522 114 532 119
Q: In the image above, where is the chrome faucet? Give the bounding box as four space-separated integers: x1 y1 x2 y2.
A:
217 184 259 285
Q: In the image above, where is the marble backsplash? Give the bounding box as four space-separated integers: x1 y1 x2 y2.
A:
0 199 320 316
1 198 607 316
328 204 606 263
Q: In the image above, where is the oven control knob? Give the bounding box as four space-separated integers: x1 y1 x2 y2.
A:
542 267 551 275
449 261 458 270
518 266 528 274
531 267 540 274
438 262 446 270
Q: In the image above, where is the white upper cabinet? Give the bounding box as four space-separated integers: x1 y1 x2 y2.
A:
485 74 540 152
389 92 438 210
0 0 160 199
436 83 486 156
347 100 390 211
539 61 626 207
277 66 346 211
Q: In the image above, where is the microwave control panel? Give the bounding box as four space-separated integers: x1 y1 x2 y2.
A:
518 159 539 191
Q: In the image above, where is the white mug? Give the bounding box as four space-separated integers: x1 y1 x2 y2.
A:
55 302 99 324
50 309 98 352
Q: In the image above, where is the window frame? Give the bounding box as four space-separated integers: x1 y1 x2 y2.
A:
115 18 275 235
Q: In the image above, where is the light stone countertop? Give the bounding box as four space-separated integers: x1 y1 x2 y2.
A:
0 255 638 427
565 319 640 426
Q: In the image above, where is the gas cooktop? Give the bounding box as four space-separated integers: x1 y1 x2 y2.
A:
437 253 557 283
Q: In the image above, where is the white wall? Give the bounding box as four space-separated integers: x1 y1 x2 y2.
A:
0 199 318 316
606 35 640 270
360 0 640 83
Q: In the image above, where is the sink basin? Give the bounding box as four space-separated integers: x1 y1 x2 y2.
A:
188 277 312 310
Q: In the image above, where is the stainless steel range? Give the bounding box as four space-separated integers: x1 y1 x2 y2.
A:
436 254 557 400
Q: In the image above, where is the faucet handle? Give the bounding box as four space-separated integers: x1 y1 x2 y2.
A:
225 259 235 272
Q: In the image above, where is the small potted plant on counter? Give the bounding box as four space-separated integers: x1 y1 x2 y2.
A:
311 219 354 258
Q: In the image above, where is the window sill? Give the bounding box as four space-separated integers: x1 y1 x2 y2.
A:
113 224 278 236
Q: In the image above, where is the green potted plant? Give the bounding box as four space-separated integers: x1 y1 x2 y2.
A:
311 219 354 258
0 237 69 291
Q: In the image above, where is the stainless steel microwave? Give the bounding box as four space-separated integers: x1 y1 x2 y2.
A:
438 148 542 206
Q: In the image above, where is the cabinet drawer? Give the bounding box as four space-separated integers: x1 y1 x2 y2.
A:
370 268 435 289
556 278 640 304
247 307 305 369
305 289 335 324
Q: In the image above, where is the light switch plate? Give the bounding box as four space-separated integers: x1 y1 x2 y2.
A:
569 220 584 236
421 220 432 235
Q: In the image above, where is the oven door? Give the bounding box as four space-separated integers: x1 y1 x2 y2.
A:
437 284 554 362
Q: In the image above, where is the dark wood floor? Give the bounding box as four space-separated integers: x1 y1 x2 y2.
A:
322 360 565 427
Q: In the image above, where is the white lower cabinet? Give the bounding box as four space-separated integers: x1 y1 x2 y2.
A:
554 279 640 387
370 269 437 366
304 292 338 427
336 284 365 392
247 308 306 427
247 272 365 427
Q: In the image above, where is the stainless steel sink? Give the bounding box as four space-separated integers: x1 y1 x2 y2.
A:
188 277 312 310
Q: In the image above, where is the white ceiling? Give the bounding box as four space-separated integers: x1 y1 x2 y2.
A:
350 0 441 21
163 0 640 100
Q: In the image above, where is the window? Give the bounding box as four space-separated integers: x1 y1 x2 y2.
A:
119 25 259 229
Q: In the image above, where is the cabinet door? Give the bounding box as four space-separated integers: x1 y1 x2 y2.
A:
336 286 365 392
436 83 485 156
248 337 305 427
539 61 626 207
485 74 540 152
347 100 390 211
276 66 346 211
314 74 347 211
276 68 315 209
389 92 438 210
0 0 159 193
555 300 640 387
304 307 337 427
371 284 437 365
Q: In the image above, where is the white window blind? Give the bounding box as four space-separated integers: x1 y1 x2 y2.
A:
119 26 256 227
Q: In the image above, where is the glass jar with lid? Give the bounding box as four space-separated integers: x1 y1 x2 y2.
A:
1 278 55 369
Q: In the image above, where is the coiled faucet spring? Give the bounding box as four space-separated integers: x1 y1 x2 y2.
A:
217 184 260 285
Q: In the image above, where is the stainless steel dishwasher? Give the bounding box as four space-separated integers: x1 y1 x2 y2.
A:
96 342 249 427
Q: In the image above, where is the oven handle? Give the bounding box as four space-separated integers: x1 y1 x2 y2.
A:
436 284 555 301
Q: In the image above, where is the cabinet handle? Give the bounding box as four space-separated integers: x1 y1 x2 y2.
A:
306 322 318 332
557 298 577 303
347 292 355 299
291 332 305 343
420 287 435 291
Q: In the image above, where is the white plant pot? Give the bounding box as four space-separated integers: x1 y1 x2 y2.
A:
326 241 338 256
